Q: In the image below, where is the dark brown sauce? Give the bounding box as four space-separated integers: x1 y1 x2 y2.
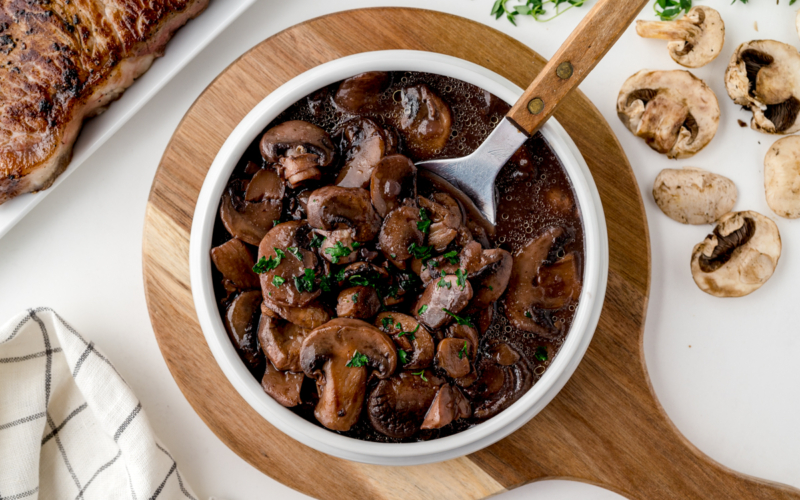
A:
211 71 583 442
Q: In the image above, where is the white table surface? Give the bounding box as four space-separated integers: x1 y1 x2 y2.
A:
1 1 798 499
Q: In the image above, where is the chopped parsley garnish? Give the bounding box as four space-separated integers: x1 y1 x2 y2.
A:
274 248 286 260
324 241 353 264
407 242 433 261
381 316 394 330
335 268 347 283
458 341 468 360
488 285 494 291
411 370 428 382
272 275 286 287
294 268 316 293
535 346 548 362
352 293 359 302
390 253 397 259
346 350 369 368
442 250 459 265
418 304 428 315
319 273 333 292
524 311 533 319
352 241 361 249
443 308 474 327
437 276 451 289
310 233 326 248
455 268 467 289
252 247 285 274
398 324 420 340
417 208 431 233
429 260 440 268
398 349 408 365
287 247 303 261
272 219 281 226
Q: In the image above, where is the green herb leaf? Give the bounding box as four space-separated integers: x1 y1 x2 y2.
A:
535 346 548 362
252 249 283 274
310 233 326 248
273 219 281 226
274 248 286 260
490 0 586 24
319 273 333 292
455 268 467 289
287 247 303 261
272 275 286 287
458 341 468 360
442 250 459 265
294 268 316 293
407 242 433 261
443 308 473 327
524 310 532 319
352 293 359 302
418 304 428 315
346 350 369 368
324 241 353 264
398 324 420 340
411 369 428 382
437 277 452 289
398 349 408 365
417 208 432 234
382 316 394 330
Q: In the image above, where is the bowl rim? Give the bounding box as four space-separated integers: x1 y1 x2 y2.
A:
189 50 609 465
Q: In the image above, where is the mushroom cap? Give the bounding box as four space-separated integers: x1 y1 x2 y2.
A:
617 70 719 159
467 248 513 310
653 167 737 224
333 72 390 113
224 290 266 373
413 275 474 330
260 120 335 166
257 314 309 372
420 384 472 430
220 179 281 246
765 136 800 218
211 238 260 290
635 6 725 68
378 206 425 268
306 186 382 242
399 84 452 159
466 343 533 420
725 40 800 135
299 318 398 431
691 211 781 297
370 154 417 218
261 360 303 407
261 297 331 330
335 118 398 189
367 370 443 438
336 285 381 320
375 312 435 371
257 221 321 308
435 337 471 378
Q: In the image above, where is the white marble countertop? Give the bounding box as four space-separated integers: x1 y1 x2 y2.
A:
1 1 798 498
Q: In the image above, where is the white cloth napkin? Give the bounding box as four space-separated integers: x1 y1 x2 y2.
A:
0 308 197 500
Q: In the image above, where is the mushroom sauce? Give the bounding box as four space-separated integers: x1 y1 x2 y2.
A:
210 71 584 442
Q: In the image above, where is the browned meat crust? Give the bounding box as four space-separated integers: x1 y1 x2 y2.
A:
0 0 210 204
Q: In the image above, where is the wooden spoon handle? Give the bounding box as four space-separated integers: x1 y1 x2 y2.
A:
507 0 650 135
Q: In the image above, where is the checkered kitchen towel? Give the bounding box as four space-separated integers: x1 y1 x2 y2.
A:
0 308 196 500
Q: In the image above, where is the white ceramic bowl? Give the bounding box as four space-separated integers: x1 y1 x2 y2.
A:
190 50 609 465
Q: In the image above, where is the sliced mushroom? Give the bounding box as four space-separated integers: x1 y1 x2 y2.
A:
653 167 737 224
220 179 282 245
337 261 390 287
725 40 800 135
446 323 479 362
337 286 381 320
245 168 285 202
335 118 398 189
420 384 472 430
262 298 331 330
765 136 800 218
474 306 494 336
333 72 390 113
211 238 260 290
414 275 473 330
419 194 462 252
260 120 335 186
617 70 719 159
468 248 513 310
375 312 434 371
258 314 309 372
224 290 265 372
530 253 582 311
306 186 382 242
467 343 532 420
367 370 443 438
257 221 321 308
261 360 303 407
379 206 425 269
317 228 359 265
505 227 565 337
691 211 781 297
370 154 417 217
435 338 471 378
489 342 520 366
636 6 725 68
300 318 397 431
399 85 452 159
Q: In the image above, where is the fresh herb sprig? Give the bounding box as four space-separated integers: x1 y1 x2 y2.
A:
491 0 586 25
346 350 369 368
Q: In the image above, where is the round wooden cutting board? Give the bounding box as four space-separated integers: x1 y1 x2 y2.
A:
142 8 800 499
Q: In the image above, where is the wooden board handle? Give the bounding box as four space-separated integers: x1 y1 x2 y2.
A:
507 0 650 135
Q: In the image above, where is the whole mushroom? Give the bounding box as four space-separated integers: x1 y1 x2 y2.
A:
653 167 737 225
260 120 335 186
617 70 720 159
399 84 452 159
333 72 390 113
306 186 382 242
725 40 800 135
219 176 282 246
257 221 322 309
299 318 397 431
370 154 417 218
636 6 725 68
691 211 781 297
335 118 398 189
765 136 800 218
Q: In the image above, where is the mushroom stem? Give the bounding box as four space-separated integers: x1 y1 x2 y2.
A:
636 20 700 42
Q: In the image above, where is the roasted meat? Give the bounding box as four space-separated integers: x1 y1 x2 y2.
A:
0 0 209 204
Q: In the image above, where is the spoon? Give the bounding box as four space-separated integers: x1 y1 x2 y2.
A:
416 0 650 225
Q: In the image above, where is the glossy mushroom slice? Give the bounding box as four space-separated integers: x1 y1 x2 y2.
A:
504 226 565 337
224 290 265 373
220 178 282 246
260 120 336 187
257 314 309 372
530 252 582 311
367 370 443 438
725 40 800 135
261 360 303 407
335 118 398 189
446 323 479 362
399 84 452 159
691 211 781 297
435 338 471 378
636 6 725 68
765 136 800 218
617 70 719 159
256 221 322 308
420 384 472 430
653 167 737 225
413 275 473 330
299 318 397 431
467 248 513 311
337 286 381 320
419 194 463 252
261 298 331 330
370 154 417 217
333 72 391 113
379 206 425 269
375 312 434 371
306 186 382 242
211 238 260 290
467 343 533 420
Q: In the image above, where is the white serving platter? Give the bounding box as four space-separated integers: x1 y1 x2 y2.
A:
0 0 256 241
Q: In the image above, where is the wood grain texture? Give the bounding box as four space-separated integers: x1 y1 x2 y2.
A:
142 8 800 499
506 0 650 135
